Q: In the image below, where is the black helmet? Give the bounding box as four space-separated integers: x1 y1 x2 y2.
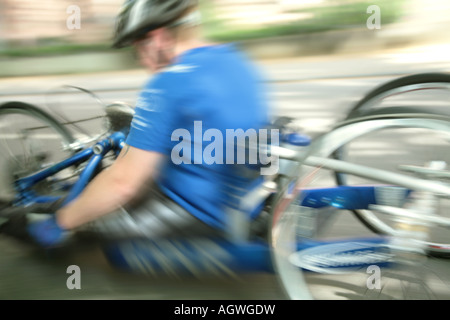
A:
113 0 199 48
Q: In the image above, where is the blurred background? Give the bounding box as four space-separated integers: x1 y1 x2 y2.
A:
1 0 450 300
0 0 449 76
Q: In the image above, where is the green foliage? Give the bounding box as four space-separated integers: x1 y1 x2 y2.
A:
0 0 405 57
203 0 405 42
0 43 112 58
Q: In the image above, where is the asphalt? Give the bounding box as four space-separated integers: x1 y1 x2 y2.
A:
1 40 450 100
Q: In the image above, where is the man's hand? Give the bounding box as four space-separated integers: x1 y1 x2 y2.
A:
27 215 69 248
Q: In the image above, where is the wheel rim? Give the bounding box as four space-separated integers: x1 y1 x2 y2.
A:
0 106 75 202
350 79 450 118
271 117 450 299
341 77 450 242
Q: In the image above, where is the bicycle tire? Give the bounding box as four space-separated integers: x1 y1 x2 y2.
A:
0 101 76 204
270 115 450 299
335 73 450 246
347 72 450 119
0 101 75 145
334 111 450 258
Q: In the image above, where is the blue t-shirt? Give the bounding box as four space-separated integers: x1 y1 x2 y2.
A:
125 44 270 229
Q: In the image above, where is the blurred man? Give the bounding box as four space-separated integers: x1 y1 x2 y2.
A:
26 0 271 274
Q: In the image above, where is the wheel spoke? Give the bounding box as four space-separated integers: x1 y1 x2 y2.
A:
0 102 76 203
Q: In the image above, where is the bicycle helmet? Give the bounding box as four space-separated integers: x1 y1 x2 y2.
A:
113 0 199 48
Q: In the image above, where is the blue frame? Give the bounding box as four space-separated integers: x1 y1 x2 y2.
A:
13 131 126 207
11 125 410 215
8 127 409 275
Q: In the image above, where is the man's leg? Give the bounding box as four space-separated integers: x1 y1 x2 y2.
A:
80 185 221 241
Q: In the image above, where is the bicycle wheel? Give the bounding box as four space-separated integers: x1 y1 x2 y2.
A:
45 85 109 144
271 115 450 300
347 73 450 119
335 73 450 244
0 102 76 203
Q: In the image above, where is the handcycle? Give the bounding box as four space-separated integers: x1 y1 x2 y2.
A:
1 73 450 300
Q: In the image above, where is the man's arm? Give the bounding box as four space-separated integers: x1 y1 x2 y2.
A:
56 145 164 230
